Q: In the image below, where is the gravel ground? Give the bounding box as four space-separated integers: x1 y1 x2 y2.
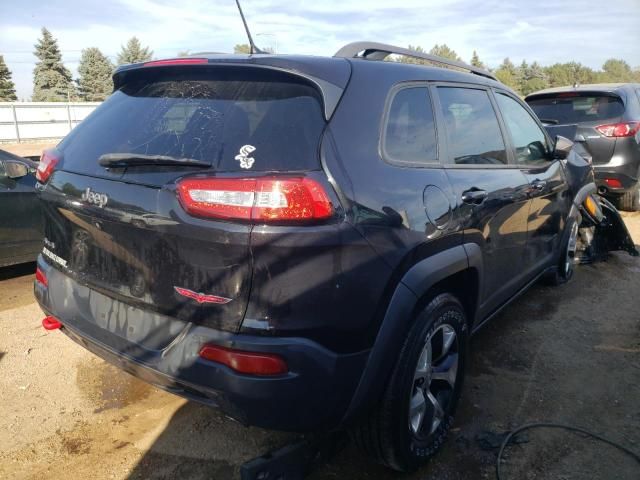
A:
0 214 638 480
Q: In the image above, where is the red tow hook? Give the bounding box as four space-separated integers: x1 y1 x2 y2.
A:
42 316 62 330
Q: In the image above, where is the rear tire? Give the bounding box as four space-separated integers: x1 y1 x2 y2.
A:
615 184 640 212
352 293 468 472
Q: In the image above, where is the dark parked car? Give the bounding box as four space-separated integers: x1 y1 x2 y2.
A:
33 43 635 472
0 149 42 267
526 83 640 211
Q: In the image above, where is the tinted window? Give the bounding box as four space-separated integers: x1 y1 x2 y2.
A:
527 94 624 125
437 87 507 165
383 87 437 164
496 93 550 165
58 68 325 174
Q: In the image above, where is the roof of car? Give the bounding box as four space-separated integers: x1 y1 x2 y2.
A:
526 83 640 98
115 53 507 90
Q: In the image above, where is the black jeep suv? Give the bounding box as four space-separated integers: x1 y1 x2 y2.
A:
33 42 619 471
526 83 640 211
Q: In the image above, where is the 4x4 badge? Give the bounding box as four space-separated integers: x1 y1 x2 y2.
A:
235 145 256 169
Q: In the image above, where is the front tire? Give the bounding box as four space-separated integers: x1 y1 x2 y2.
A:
352 293 468 472
546 218 579 286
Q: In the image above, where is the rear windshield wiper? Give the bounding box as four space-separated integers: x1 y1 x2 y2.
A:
99 153 211 168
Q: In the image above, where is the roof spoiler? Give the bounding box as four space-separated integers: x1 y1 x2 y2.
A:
334 41 497 82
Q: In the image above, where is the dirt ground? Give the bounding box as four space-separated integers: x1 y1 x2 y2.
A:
0 214 639 480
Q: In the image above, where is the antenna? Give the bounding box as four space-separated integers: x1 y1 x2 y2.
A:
235 0 265 54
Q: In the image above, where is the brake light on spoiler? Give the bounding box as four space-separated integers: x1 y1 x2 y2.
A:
176 177 334 223
143 58 208 67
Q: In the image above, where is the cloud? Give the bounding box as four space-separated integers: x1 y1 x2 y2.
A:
1 0 639 99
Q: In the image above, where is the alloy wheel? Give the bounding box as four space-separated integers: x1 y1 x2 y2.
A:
408 323 459 438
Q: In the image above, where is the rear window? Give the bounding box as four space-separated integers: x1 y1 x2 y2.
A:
58 68 325 173
527 94 624 125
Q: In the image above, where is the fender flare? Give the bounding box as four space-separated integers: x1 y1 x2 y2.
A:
341 243 481 423
569 182 596 220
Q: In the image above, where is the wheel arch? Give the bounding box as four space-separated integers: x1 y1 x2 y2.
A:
342 243 482 425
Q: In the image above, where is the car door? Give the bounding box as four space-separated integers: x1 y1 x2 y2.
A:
494 91 570 276
0 157 42 266
433 85 531 320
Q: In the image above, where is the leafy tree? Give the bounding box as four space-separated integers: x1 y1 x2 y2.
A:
32 28 75 101
234 44 251 54
470 50 485 69
117 37 153 65
0 55 17 101
494 58 520 91
544 62 595 88
77 47 114 101
601 58 634 83
429 44 461 62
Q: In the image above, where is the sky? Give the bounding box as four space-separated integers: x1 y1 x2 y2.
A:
1 0 640 100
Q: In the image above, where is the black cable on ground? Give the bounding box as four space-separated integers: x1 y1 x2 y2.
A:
496 423 640 480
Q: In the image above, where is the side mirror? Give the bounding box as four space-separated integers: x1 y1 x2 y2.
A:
5 161 29 179
553 135 574 159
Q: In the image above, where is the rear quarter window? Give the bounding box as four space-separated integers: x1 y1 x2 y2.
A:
58 68 326 174
382 86 438 165
527 94 625 125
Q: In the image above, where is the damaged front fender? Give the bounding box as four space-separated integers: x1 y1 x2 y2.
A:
577 195 639 263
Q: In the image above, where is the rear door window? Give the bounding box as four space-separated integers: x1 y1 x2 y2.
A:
58 68 326 177
496 93 551 165
436 87 507 165
382 86 438 165
527 94 624 125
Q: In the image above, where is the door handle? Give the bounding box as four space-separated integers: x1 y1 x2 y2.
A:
461 189 488 205
531 179 547 191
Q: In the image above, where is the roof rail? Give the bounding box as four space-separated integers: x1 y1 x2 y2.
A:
334 41 497 81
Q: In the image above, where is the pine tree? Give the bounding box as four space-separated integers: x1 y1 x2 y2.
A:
77 48 114 101
470 50 485 69
494 58 520 92
520 61 548 96
117 37 153 65
429 44 461 61
0 55 17 101
32 28 75 102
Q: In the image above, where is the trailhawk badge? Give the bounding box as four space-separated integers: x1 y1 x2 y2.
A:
81 187 108 208
234 145 256 169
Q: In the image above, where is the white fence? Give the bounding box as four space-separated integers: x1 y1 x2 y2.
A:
0 102 100 142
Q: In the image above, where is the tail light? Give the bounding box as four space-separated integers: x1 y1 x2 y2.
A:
176 177 333 223
35 267 48 287
604 178 623 189
595 122 640 138
199 345 288 376
36 149 60 183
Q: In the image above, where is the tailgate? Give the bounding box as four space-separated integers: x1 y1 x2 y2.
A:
37 63 331 344
527 92 625 164
40 171 252 338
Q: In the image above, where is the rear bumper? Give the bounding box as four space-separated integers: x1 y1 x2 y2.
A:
35 257 369 432
593 140 640 194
